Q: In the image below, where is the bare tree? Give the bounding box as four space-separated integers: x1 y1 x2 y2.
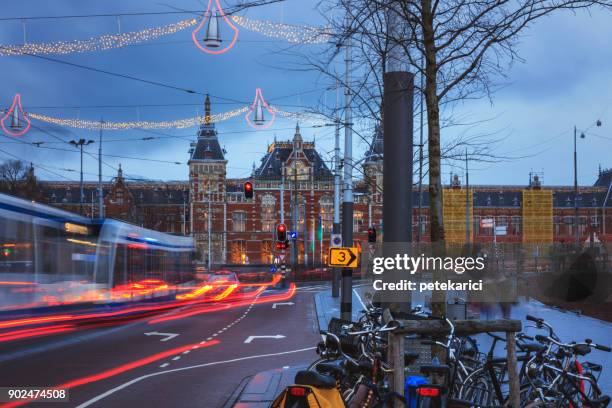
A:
0 159 42 201
314 0 610 246
0 159 28 194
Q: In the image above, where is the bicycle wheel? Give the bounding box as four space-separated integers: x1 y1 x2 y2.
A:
457 367 496 406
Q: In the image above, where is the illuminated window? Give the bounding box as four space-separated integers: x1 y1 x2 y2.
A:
261 194 276 232
261 241 272 263
353 211 364 233
232 211 246 232
319 196 333 233
230 240 246 264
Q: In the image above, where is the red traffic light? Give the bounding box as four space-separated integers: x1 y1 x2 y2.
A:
276 223 287 242
367 227 377 243
275 240 289 250
244 181 253 199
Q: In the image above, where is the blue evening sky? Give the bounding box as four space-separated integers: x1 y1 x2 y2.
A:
0 0 610 186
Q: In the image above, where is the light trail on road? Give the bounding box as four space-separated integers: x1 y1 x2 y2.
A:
0 340 220 408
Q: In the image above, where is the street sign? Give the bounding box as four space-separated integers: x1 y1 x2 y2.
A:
328 247 359 268
330 233 342 247
289 231 298 240
270 265 277 273
480 218 494 228
495 226 507 236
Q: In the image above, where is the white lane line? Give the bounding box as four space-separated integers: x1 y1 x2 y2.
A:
353 288 366 310
172 356 181 361
182 350 190 355
153 288 265 369
76 347 317 408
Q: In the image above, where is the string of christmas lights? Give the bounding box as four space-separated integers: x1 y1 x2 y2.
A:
0 15 330 57
27 107 247 130
0 19 197 56
230 16 330 44
273 108 327 126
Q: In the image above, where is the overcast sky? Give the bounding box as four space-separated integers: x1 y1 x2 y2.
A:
1 0 611 187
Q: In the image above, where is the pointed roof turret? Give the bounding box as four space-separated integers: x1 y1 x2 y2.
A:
364 122 383 163
204 94 212 125
189 96 226 162
293 122 303 151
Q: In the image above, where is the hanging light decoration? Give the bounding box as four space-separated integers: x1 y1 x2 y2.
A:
254 99 265 125
0 13 330 58
28 107 247 131
245 88 275 129
1 94 31 136
0 19 197 56
203 10 222 48
192 0 239 55
273 109 327 126
230 16 330 44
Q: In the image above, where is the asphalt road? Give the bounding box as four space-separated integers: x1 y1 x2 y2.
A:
0 284 325 408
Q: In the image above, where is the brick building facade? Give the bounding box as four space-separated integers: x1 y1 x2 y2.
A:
29 97 611 266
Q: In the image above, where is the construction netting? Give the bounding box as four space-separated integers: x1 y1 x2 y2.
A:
442 188 473 244
522 189 553 243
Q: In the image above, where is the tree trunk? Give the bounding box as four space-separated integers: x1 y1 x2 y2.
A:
421 0 446 322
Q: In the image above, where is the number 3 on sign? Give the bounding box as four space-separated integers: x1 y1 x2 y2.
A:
328 247 359 268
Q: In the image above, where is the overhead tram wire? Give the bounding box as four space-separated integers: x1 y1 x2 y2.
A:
2 131 186 166
0 0 284 22
0 147 77 181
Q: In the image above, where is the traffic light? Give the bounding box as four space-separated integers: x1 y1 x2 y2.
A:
244 181 253 199
368 227 377 243
275 240 289 250
276 223 287 242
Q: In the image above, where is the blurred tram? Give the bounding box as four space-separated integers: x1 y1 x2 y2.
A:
0 192 195 309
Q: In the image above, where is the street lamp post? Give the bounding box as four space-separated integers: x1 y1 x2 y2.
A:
70 138 94 214
573 126 582 246
573 120 602 246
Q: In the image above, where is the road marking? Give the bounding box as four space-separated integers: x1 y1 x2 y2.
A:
182 350 190 355
353 288 367 310
159 363 169 368
152 282 265 369
244 335 285 344
76 347 317 408
144 332 179 342
272 302 295 309
172 356 181 361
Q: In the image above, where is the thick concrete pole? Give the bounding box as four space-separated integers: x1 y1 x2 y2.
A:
383 67 414 312
383 72 414 241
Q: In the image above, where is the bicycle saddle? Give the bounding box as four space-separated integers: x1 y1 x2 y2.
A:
294 370 337 389
588 395 610 407
573 343 592 356
316 361 346 378
583 361 603 372
519 342 547 353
